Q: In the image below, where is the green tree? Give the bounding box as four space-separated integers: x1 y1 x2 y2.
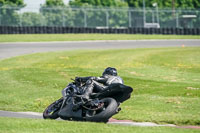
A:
40 0 74 27
42 0 65 7
69 0 129 28
0 0 25 26
124 0 200 28
21 12 44 26
69 0 128 7
0 0 24 6
125 0 200 9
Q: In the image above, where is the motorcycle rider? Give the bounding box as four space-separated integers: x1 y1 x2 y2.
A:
75 67 133 103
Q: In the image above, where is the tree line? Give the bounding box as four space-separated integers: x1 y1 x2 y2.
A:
1 0 200 8
0 0 199 28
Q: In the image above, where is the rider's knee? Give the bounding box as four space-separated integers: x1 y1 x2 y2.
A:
86 79 93 85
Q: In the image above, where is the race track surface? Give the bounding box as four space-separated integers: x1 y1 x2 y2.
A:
0 39 200 60
0 110 177 127
1 110 200 129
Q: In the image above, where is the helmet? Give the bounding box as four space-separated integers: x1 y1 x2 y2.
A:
102 67 117 76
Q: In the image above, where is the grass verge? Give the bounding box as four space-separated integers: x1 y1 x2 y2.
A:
0 34 200 42
0 117 199 133
0 47 200 126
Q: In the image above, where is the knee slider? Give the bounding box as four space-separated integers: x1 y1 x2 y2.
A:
86 79 93 85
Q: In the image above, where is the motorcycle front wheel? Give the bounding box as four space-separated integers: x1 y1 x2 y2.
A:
85 98 118 122
43 97 63 119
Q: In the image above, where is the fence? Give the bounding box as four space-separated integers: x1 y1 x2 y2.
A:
0 6 200 28
0 5 200 34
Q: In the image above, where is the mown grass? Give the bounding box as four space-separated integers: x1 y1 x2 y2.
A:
0 47 200 126
0 34 200 42
0 117 199 133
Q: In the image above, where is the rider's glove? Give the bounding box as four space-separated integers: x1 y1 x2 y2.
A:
75 77 81 82
90 76 97 80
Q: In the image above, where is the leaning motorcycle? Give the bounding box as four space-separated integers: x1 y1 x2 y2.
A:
43 78 133 122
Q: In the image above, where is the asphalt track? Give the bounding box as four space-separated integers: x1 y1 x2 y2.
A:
0 39 200 60
0 110 178 127
1 110 200 129
0 39 200 129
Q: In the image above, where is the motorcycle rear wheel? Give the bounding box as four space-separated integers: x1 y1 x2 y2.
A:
43 97 63 119
85 98 118 122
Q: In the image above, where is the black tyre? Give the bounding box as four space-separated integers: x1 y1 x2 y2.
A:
43 98 63 119
85 98 118 122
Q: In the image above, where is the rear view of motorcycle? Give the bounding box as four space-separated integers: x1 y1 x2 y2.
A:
43 77 133 122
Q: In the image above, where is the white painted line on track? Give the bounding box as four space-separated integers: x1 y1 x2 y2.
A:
18 112 42 116
108 122 176 127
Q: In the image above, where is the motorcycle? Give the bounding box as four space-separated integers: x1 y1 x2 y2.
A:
43 78 133 122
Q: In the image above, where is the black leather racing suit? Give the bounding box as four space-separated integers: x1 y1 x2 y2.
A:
77 75 132 103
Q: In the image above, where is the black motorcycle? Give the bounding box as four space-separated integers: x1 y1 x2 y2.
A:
43 78 133 122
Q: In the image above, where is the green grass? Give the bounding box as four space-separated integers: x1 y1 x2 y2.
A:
0 47 200 126
0 117 199 133
0 34 199 42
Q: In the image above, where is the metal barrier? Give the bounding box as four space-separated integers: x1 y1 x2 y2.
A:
0 26 199 35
